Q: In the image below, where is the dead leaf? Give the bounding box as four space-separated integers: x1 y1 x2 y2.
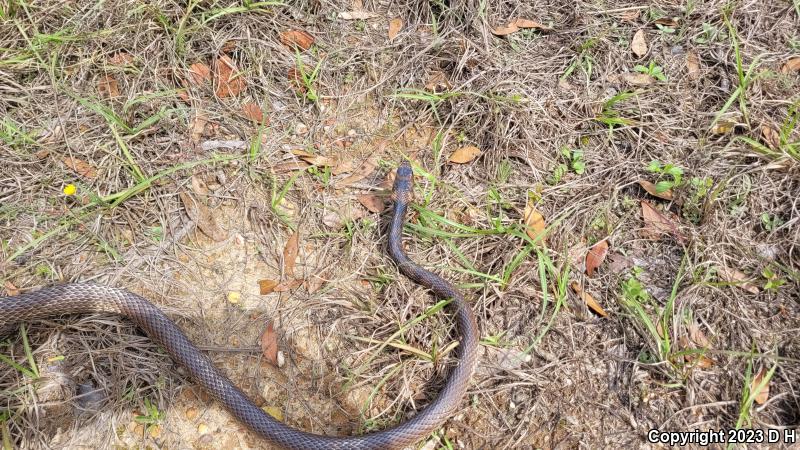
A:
273 161 310 173
491 23 519 36
424 71 451 91
273 278 303 292
62 157 97 179
3 281 19 296
259 321 279 366
108 52 134 65
290 149 335 167
523 202 546 244
180 192 227 242
322 203 367 229
781 57 800 74
761 125 781 149
513 18 551 30
686 51 700 80
188 62 212 86
189 113 208 143
97 75 120 98
337 157 377 187
639 179 674 200
717 267 760 294
190 175 210 196
258 279 279 295
241 102 265 123
653 17 679 27
641 201 685 243
449 145 481 164
357 194 385 213
751 367 770 405
687 322 711 348
388 18 403 41
214 55 245 98
608 252 634 274
283 230 299 278
304 271 327 294
619 10 640 22
279 30 315 50
338 11 377 20
631 29 647 57
711 120 735 135
570 281 608 317
492 18 551 36
585 240 609 277
622 72 653 86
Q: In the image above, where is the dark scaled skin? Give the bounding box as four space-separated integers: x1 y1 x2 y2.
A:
0 159 479 450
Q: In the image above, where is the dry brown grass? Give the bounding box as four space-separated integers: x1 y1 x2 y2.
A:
1 0 799 448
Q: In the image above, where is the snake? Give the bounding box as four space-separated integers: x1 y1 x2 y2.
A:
0 160 479 449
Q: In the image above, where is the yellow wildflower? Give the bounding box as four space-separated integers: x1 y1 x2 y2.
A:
63 184 77 196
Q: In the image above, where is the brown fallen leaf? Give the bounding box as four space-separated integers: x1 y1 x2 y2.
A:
258 279 278 295
751 366 770 405
214 55 245 98
619 10 640 22
388 18 403 41
622 72 653 86
180 192 227 242
654 17 679 27
188 62 212 86
449 145 481 164
279 30 315 50
585 239 609 277
631 29 647 57
711 120 736 135
304 271 328 294
62 157 97 179
273 161 311 173
424 71 451 92
570 281 608 317
273 278 303 292
780 57 800 74
338 11 377 20
108 52 134 65
259 321 279 365
761 124 781 149
523 202 546 244
492 18 550 35
189 112 208 143
491 23 519 36
639 179 674 200
687 322 711 348
641 201 685 243
356 194 385 213
717 267 760 294
283 230 299 278
686 51 700 80
337 156 377 187
190 174 210 196
97 75 120 98
241 102 265 123
3 281 19 296
513 18 551 30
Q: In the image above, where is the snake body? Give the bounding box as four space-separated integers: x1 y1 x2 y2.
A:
0 161 479 449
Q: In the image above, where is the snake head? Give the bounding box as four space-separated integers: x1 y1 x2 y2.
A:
391 160 414 203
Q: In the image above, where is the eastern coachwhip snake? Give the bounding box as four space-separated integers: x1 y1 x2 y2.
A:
0 161 479 449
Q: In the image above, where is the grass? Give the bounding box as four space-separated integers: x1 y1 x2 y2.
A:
0 326 39 380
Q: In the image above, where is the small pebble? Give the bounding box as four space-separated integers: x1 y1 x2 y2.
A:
295 122 308 135
347 128 357 137
276 350 285 368
185 407 198 420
